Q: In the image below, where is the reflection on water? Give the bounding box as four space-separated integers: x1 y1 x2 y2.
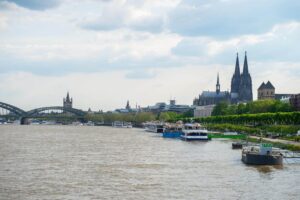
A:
0 125 300 200
251 165 284 174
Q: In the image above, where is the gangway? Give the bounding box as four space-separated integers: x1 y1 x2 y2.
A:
280 151 300 164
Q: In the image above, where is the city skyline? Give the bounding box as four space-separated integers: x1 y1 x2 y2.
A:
0 0 300 111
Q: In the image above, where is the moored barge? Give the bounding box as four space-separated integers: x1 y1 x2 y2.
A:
242 143 283 165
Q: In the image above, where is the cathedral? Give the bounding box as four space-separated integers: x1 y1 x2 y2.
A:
193 52 253 106
231 52 253 103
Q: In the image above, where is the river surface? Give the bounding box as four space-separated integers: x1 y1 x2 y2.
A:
0 125 299 200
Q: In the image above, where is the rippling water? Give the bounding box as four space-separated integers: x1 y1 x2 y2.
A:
0 125 300 200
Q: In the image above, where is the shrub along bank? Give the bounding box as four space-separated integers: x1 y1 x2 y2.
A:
194 112 300 125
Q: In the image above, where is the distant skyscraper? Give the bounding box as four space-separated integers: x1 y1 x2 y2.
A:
63 92 73 108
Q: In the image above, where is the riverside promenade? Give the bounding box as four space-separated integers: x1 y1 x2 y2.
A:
250 136 300 147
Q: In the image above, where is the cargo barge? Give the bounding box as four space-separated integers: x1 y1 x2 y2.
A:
242 143 283 165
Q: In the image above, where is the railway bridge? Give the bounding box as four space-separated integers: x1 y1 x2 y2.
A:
0 102 86 124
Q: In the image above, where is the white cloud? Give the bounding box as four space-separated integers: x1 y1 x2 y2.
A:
168 0 300 37
0 0 299 110
0 29 181 75
0 0 62 10
79 0 180 33
172 22 300 63
0 14 8 30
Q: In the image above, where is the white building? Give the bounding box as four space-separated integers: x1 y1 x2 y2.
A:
194 105 215 118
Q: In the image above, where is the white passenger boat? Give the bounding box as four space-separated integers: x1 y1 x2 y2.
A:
112 121 133 128
112 121 124 128
144 122 164 133
123 122 133 128
181 123 209 141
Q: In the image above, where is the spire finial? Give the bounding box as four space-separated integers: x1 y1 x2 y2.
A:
216 73 220 94
243 51 249 74
234 53 240 75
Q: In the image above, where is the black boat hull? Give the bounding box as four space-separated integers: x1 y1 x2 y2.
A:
242 153 283 165
232 143 243 149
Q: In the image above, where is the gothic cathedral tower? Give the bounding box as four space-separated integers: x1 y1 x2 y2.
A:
238 52 253 101
230 53 241 102
216 73 220 94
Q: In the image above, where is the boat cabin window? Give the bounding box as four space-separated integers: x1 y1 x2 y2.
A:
187 132 207 136
185 126 193 130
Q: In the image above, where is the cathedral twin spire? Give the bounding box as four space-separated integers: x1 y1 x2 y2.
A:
235 51 249 75
234 53 240 75
230 51 253 102
242 51 249 75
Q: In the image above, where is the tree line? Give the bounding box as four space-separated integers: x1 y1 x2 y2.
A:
192 112 300 125
84 110 193 125
212 99 293 116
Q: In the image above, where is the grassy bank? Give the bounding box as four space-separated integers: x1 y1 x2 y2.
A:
204 123 300 137
247 137 300 151
203 123 300 151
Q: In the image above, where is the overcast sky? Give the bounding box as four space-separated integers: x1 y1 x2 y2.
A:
0 0 299 111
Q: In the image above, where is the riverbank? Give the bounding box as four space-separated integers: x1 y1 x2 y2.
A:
203 123 300 151
248 136 300 151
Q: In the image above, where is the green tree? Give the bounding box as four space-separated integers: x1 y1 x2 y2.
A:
212 101 229 116
159 112 170 122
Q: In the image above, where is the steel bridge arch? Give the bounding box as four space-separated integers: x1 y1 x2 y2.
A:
26 106 86 117
0 102 26 117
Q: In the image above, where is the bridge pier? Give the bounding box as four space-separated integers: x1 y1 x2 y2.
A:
20 117 29 125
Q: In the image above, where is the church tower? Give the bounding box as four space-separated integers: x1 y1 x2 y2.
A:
238 52 253 102
231 53 241 95
126 100 131 110
63 92 73 108
230 53 241 103
216 73 220 94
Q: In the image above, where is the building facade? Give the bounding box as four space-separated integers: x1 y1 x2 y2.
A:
144 100 191 114
194 105 215 118
193 73 231 106
290 94 300 111
257 81 275 100
63 92 73 108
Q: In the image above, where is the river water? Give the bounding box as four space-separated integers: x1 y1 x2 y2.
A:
0 125 299 200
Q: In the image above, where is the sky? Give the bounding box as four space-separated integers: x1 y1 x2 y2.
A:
0 0 299 111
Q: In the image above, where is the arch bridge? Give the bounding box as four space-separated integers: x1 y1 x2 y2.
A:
0 102 26 117
0 102 87 124
27 106 86 117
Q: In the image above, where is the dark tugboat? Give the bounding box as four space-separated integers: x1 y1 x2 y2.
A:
242 143 283 165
